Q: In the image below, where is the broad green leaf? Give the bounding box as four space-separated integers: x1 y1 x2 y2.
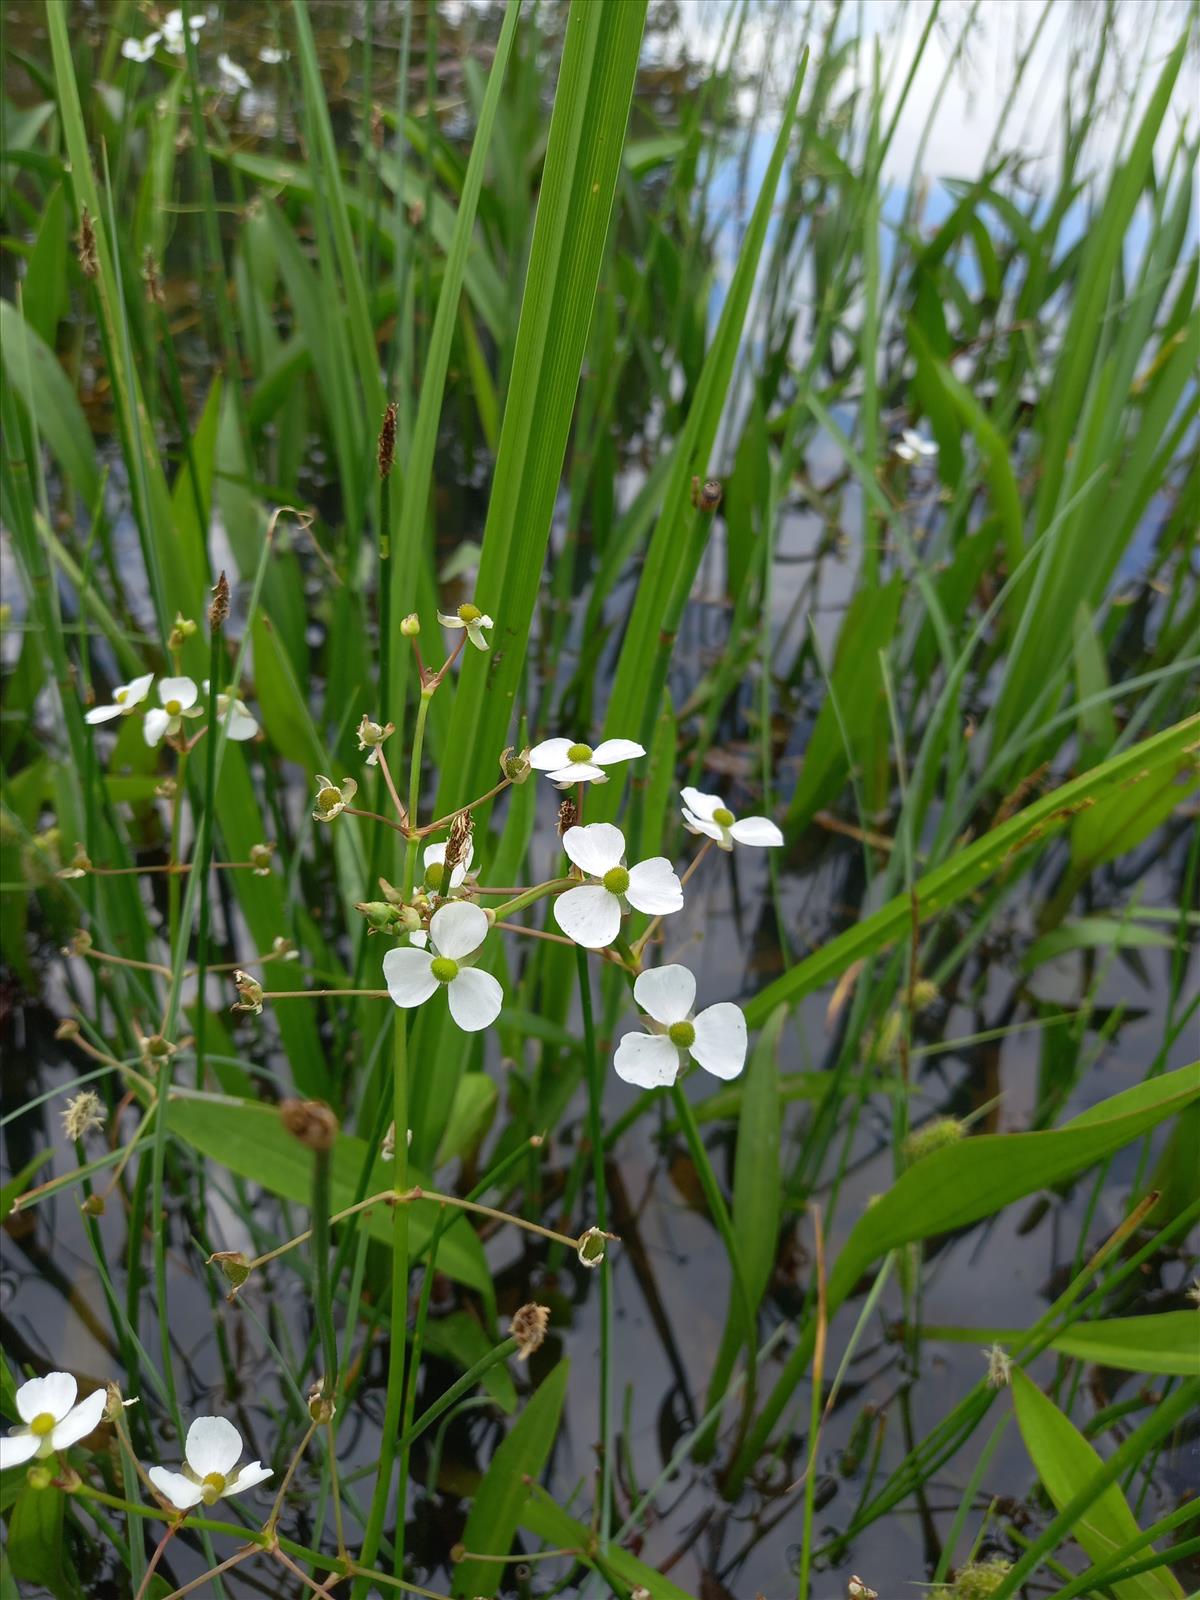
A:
452 1359 570 1598
521 1490 701 1600
1011 1368 1183 1599
1 300 99 503
746 716 1200 1027
436 1073 498 1168
166 1097 494 1311
928 1312 1200 1376
827 1060 1200 1311
6 1486 75 1597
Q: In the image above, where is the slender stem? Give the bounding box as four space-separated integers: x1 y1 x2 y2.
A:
71 860 264 876
193 614 222 1088
402 689 433 892
311 1143 339 1400
342 805 409 836
264 1419 318 1537
134 1525 177 1600
797 1205 827 1600
416 777 512 838
576 946 612 1550
327 1418 348 1559
159 1546 255 1600
377 755 408 826
488 878 575 921
166 749 188 951
397 1337 518 1450
378 455 393 727
631 838 714 962
262 989 390 1001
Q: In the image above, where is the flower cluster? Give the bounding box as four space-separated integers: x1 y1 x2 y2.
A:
86 674 258 748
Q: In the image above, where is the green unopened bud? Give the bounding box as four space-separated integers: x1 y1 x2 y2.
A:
400 613 421 637
308 1383 336 1424
249 841 275 876
903 1116 965 1165
143 1034 173 1059
81 1192 106 1218
26 1464 53 1491
911 979 939 1012
356 900 403 933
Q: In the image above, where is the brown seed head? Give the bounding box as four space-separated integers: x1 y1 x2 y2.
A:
444 811 474 880
209 571 231 631
509 1302 550 1361
557 798 578 838
280 1098 339 1152
378 401 398 479
142 247 165 305
77 207 98 277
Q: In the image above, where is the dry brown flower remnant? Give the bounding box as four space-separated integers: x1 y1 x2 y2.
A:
280 1098 339 1153
509 1303 550 1361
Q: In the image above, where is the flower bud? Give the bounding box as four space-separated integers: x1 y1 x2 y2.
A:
576 1226 615 1269
58 842 92 880
207 1250 251 1290
249 841 275 876
400 613 421 637
691 475 722 512
232 970 264 1015
26 1464 54 1491
308 1382 336 1424
81 1192 106 1218
509 1302 550 1361
378 876 405 907
271 935 298 961
280 1098 339 1152
983 1343 1012 1388
356 900 403 934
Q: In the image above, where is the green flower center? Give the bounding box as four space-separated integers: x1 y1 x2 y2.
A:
201 1472 227 1502
602 866 630 895
317 786 340 811
114 687 128 704
567 743 593 762
712 807 735 827
424 862 446 891
668 1020 696 1049
457 603 481 622
30 1412 57 1438
165 698 182 716
430 956 459 983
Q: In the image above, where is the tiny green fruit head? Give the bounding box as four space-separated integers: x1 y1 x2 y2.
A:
430 956 459 983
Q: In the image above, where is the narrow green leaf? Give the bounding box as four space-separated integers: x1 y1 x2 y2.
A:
929 1312 1200 1377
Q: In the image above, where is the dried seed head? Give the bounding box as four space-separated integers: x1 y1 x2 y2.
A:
509 1302 550 1361
378 401 397 479
902 1116 965 1165
232 970 265 1015
444 810 474 880
76 207 98 277
983 1343 1012 1388
691 474 722 511
951 1559 1013 1600
847 1580 878 1600
61 1090 105 1142
557 797 578 837
209 571 230 631
280 1098 339 1152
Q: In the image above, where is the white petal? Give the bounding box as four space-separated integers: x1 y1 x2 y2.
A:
528 738 575 771
729 815 784 848
626 858 683 916
224 708 258 742
682 809 724 843
16 1372 77 1424
429 900 488 961
383 947 438 1007
562 823 626 877
85 702 123 724
121 33 160 61
679 787 724 822
142 708 170 746
613 1032 681 1089
410 931 428 949
185 1415 243 1478
633 964 696 1025
149 1467 204 1510
437 612 466 630
547 762 607 784
447 968 503 1032
591 738 645 766
49 1388 106 1451
218 53 252 90
553 885 621 949
690 1003 748 1080
0 1432 40 1469
158 676 198 711
423 843 447 868
122 672 154 706
466 622 491 650
225 1460 272 1497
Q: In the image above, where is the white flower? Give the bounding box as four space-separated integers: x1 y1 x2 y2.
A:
894 428 938 464
85 672 154 725
148 1415 272 1511
553 824 682 949
528 737 645 789
217 52 252 91
143 677 204 746
312 775 357 822
258 45 287 64
423 840 474 896
0 1372 108 1469
437 602 493 651
203 681 258 742
382 901 502 1033
614 965 747 1089
121 32 161 62
159 8 206 54
680 787 783 851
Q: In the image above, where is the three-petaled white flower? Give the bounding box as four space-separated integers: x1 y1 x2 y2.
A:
553 824 682 949
85 672 155 725
203 682 258 742
680 788 783 851
122 8 204 60
894 428 938 464
121 32 160 62
437 603 493 651
148 1415 272 1511
0 1372 108 1469
383 902 501 1032
143 677 204 747
217 52 252 91
529 737 645 789
614 965 747 1088
423 841 474 896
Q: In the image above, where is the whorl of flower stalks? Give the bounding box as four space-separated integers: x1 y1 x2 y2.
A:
280 1098 339 1153
509 1302 550 1361
378 401 398 479
209 571 230 631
